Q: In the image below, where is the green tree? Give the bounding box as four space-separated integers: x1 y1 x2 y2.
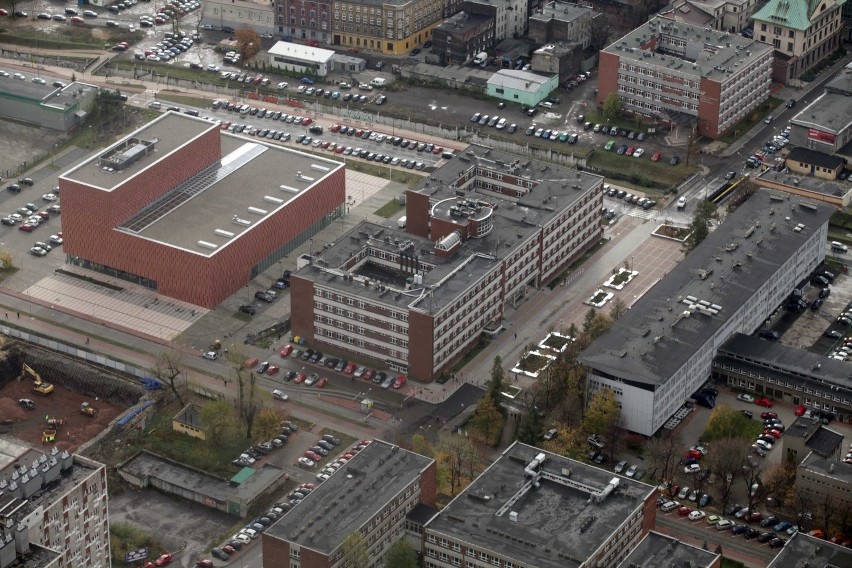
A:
410 433 435 458
516 405 544 445
385 539 417 568
199 399 235 445
487 356 507 413
469 393 505 446
253 407 281 442
341 531 368 568
703 405 755 441
602 93 622 122
683 200 719 253
0 250 12 269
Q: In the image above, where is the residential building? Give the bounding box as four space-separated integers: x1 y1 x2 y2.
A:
172 403 207 440
795 452 852 515
262 440 436 568
661 0 762 33
597 17 773 139
767 531 852 567
431 11 495 65
463 0 529 41
202 0 275 34
0 440 110 568
268 41 336 76
532 43 584 84
754 169 852 208
528 1 598 46
615 531 721 568
486 69 559 106
0 68 98 132
784 147 847 180
782 417 844 462
272 0 331 43
290 144 603 381
58 112 345 308
579 191 834 436
331 0 444 54
713 333 852 424
752 0 846 83
789 68 852 159
423 442 658 568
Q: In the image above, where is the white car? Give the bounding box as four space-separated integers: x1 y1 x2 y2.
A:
688 510 706 521
241 528 258 539
42 193 58 202
10 213 23 222
82 10 98 17
626 465 639 478
277 81 289 89
30 247 47 257
298 457 315 468
633 148 645 158
272 389 289 401
207 64 220 72
32 77 47 85
684 463 701 474
13 73 26 80
736 393 755 403
754 439 773 451
202 351 217 360
315 473 330 482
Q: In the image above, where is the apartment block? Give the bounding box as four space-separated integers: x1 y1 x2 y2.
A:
290 145 603 381
463 0 529 41
330 0 444 54
598 17 773 138
273 0 332 43
528 1 598 46
795 452 852 515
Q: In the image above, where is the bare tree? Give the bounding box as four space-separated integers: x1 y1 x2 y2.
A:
437 431 479 496
152 348 187 406
740 458 767 513
647 432 682 486
225 345 262 440
706 438 749 513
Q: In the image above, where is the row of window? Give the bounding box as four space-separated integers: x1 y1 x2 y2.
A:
617 62 699 89
716 362 850 405
315 287 409 321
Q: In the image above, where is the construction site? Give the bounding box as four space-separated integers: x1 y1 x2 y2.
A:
0 337 144 453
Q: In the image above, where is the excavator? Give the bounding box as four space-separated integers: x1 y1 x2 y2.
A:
21 363 54 395
81 402 98 417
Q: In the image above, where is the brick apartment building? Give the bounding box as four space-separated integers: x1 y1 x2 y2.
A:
330 0 444 54
58 112 345 308
423 442 658 568
598 16 774 138
262 440 435 568
289 145 603 381
273 0 331 43
432 11 495 65
0 441 110 568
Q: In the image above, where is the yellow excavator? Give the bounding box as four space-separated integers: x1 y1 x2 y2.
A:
21 363 54 395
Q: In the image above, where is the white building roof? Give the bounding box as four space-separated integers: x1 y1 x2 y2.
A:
486 69 553 90
268 41 335 63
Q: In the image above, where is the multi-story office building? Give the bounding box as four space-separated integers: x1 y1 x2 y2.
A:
0 440 110 568
330 0 444 54
713 333 852 424
580 191 834 436
202 0 275 34
290 145 603 380
463 0 529 41
273 0 331 43
752 0 846 83
423 442 658 568
528 1 597 46
795 452 852 515
616 531 721 568
432 11 495 65
598 17 773 139
662 0 762 34
767 531 852 567
789 68 852 158
262 440 435 568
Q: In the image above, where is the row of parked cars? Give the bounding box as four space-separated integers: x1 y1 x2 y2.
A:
297 433 343 470
603 184 658 211
293 347 407 389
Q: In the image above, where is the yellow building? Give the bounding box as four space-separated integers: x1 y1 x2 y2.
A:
172 403 208 440
331 0 444 54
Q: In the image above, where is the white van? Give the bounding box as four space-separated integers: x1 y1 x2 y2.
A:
370 77 387 87
239 104 250 115
831 241 848 253
473 52 488 65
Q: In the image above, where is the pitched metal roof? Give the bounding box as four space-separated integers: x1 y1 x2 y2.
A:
752 0 846 31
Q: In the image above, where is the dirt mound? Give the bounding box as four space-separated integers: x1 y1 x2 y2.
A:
0 398 27 422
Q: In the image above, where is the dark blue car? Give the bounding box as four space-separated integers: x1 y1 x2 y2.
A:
773 521 792 533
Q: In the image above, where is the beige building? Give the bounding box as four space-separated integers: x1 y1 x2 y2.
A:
752 0 846 83
795 452 852 518
172 403 208 440
331 0 444 54
203 0 275 33
664 0 761 33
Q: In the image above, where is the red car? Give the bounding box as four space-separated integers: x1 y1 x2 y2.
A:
279 344 293 358
266 365 280 376
293 372 306 384
154 554 173 566
362 368 375 381
315 376 328 388
302 117 313 126
685 449 702 460
19 224 34 232
760 411 778 420
335 145 345 153
795 405 807 416
625 146 636 156
392 375 406 389
305 450 321 461
195 561 213 568
763 428 782 439
678 506 692 516
754 397 774 408
432 145 443 154
343 362 356 375
330 124 341 132
299 482 315 490
744 512 762 523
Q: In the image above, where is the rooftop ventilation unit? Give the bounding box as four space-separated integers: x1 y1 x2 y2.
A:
310 164 330 172
279 185 300 193
198 241 218 250
247 207 268 215
295 171 315 182
214 229 235 238
232 216 252 226
264 196 284 204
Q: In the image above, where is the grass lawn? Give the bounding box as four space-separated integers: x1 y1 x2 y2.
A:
344 159 425 188
374 199 404 218
717 96 784 144
584 110 646 132
588 149 698 192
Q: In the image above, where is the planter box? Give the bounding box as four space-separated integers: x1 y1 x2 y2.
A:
511 350 557 379
538 332 574 354
603 268 638 291
585 288 613 308
653 223 692 243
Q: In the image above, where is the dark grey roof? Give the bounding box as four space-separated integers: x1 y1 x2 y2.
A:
785 416 823 441
265 440 433 555
716 333 852 393
791 87 852 135
425 442 656 568
786 147 846 170
579 191 834 386
800 452 852 484
758 170 851 200
767 531 852 568
615 531 719 568
826 68 852 96
406 502 439 526
529 1 593 23
173 403 204 429
806 427 844 457
435 11 491 35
